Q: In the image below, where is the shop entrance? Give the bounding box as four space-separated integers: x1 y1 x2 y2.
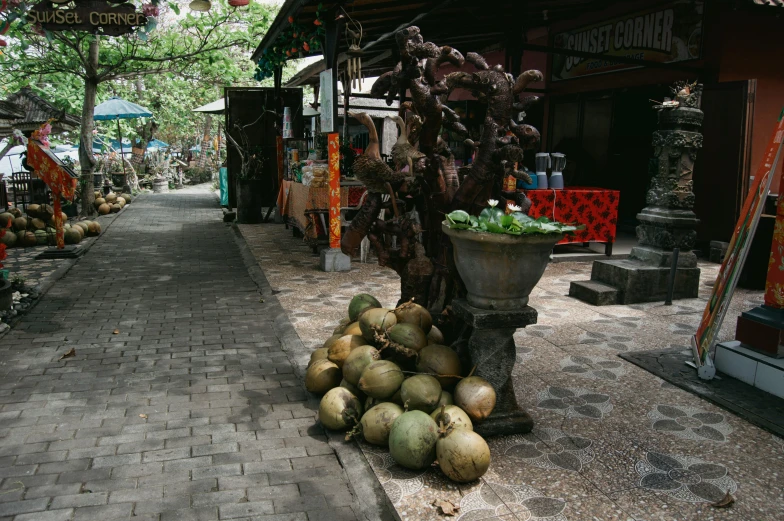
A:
548 80 754 245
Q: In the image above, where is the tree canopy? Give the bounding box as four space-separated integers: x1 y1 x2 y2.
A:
0 1 281 148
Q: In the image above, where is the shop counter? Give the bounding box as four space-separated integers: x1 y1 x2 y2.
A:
277 180 366 245
524 187 620 256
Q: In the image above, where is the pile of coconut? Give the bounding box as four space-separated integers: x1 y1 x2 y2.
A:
0 205 101 248
307 294 494 483
93 191 132 215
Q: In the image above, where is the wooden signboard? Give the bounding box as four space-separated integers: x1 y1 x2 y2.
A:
28 0 147 36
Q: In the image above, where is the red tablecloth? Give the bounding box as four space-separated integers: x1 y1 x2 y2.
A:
525 188 620 245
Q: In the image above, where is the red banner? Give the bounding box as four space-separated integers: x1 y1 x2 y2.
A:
327 133 341 249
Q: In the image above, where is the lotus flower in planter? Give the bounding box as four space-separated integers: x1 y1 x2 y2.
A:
443 200 582 310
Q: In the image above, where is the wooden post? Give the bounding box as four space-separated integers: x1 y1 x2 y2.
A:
276 135 285 189
328 132 341 249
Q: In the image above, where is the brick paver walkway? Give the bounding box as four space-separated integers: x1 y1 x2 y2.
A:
0 186 362 521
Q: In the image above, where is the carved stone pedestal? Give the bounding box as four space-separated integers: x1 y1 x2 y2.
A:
451 299 537 436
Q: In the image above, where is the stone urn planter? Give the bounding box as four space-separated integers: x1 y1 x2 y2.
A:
236 179 264 224
442 223 563 310
152 178 169 193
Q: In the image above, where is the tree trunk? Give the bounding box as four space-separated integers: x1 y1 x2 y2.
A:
197 114 212 168
79 38 100 218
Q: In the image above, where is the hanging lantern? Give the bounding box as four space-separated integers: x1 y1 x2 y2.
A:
189 0 212 12
228 0 250 6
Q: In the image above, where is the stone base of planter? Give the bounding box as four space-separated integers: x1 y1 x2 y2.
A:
152 179 169 193
452 299 538 436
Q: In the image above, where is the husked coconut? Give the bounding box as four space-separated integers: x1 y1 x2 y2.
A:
318 387 362 430
305 359 342 394
326 335 366 368
361 402 403 446
436 426 490 482
454 376 496 421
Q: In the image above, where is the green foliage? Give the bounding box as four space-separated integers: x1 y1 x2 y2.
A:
254 2 325 81
446 201 583 236
0 1 280 148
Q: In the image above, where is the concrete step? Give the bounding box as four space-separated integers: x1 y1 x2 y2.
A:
569 280 619 306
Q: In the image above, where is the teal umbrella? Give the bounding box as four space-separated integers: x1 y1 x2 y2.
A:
93 97 153 179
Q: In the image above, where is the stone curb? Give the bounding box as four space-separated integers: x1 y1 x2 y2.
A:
229 222 400 521
0 194 143 341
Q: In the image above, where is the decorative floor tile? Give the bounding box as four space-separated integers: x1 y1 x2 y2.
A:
493 427 595 472
559 355 626 382
536 386 613 420
459 482 568 521
647 404 732 442
634 450 737 503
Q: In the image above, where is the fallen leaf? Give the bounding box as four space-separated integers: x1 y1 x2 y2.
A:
139 414 148 419
433 499 459 516
112 329 120 334
711 491 735 508
259 298 264 303
59 348 76 360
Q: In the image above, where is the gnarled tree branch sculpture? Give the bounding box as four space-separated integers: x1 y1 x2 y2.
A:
342 26 542 326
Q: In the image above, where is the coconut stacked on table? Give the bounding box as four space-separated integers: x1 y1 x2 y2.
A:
0 205 102 248
306 294 494 483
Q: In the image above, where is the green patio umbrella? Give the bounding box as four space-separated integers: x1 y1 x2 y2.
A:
93 97 153 180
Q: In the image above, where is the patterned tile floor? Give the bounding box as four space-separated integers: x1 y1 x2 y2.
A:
239 223 784 521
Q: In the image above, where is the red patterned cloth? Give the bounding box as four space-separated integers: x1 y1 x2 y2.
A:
525 188 620 245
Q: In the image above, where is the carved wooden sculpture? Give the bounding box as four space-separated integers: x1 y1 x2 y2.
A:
342 26 542 323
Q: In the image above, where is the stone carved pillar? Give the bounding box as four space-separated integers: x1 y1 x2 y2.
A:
637 84 703 252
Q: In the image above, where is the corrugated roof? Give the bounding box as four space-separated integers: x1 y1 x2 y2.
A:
0 87 80 138
752 1 784 6
0 100 25 120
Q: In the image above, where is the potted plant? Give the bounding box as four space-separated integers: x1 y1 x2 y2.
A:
226 125 266 224
443 200 581 310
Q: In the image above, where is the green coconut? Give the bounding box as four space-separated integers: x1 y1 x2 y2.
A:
431 404 473 431
400 375 442 413
9 208 22 218
343 322 362 336
105 192 118 203
20 231 36 247
13 216 27 231
327 335 366 368
74 221 89 233
33 229 48 245
333 317 352 335
0 229 16 247
110 203 121 213
361 402 404 446
64 229 82 245
348 293 382 322
436 390 454 409
116 197 126 208
0 212 13 229
416 344 463 388
388 410 439 470
94 197 106 207
98 203 111 215
394 301 432 333
342 345 379 386
318 387 362 431
323 334 344 350
387 323 428 352
30 218 46 230
87 221 101 236
340 378 363 398
359 308 397 342
26 204 40 217
305 359 342 394
365 396 382 412
427 325 445 345
454 376 497 422
308 348 330 367
358 360 404 399
390 388 404 407
120 193 133 204
39 204 54 222
436 427 490 482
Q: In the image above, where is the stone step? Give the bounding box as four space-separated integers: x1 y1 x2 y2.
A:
568 280 619 306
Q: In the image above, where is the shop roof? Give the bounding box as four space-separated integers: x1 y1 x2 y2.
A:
0 87 80 138
252 0 617 77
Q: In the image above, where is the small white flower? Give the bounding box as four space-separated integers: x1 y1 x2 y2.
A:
487 199 499 208
507 203 522 212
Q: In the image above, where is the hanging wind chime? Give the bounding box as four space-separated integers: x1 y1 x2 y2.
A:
344 12 363 91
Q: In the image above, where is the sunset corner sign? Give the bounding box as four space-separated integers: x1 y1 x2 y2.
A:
28 0 148 37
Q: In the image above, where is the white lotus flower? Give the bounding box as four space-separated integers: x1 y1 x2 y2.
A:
507 203 522 212
487 199 499 208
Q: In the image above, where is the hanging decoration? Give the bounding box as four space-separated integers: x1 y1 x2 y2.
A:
342 8 363 90
254 3 325 81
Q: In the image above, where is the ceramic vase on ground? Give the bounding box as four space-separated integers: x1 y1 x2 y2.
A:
443 223 563 310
